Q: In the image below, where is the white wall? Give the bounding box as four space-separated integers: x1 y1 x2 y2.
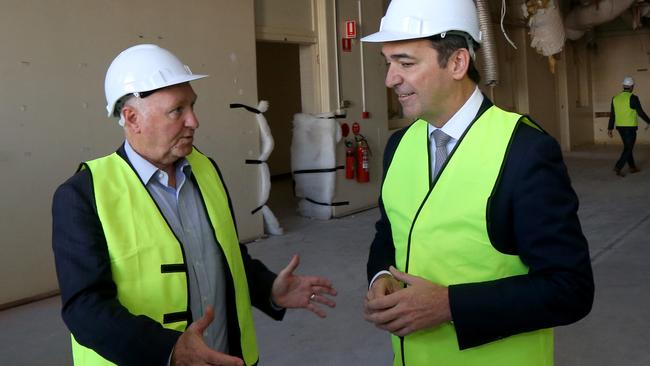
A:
0 0 262 305
592 31 650 145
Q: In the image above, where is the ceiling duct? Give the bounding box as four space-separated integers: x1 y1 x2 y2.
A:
565 0 637 40
476 0 500 86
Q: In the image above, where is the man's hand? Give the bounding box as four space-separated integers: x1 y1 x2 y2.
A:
366 273 403 302
271 255 337 318
171 307 244 366
607 129 613 138
364 266 451 337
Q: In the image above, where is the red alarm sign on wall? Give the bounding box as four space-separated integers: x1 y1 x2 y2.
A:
342 38 352 52
345 20 357 38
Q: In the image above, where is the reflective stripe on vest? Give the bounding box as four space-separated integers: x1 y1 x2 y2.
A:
71 148 258 366
382 106 553 366
613 92 638 127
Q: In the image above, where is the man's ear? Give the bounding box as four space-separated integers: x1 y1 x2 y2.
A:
448 48 471 81
122 105 140 133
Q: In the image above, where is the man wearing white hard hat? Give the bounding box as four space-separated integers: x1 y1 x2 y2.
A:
362 1 593 365
607 76 650 176
52 44 336 366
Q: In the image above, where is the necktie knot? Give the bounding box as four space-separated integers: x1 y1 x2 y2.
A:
432 129 451 148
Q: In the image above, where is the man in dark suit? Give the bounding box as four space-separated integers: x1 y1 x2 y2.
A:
608 76 650 176
360 1 594 365
52 44 336 366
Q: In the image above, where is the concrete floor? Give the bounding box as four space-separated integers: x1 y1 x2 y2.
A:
1 144 649 365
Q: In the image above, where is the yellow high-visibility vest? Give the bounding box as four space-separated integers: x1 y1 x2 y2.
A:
71 148 258 366
382 106 553 366
613 92 638 127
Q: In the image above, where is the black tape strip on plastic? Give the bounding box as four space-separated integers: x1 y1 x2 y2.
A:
251 204 265 215
305 197 350 207
246 160 264 165
230 103 261 114
317 114 347 119
293 166 344 174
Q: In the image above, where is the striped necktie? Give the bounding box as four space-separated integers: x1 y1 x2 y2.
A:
431 129 452 179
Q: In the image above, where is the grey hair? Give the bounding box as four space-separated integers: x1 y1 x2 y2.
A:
115 95 147 127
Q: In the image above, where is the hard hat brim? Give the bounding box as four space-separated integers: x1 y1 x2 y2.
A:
361 30 482 44
106 73 208 117
361 30 431 43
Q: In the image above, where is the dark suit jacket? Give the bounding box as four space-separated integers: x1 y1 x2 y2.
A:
367 98 594 349
52 146 284 366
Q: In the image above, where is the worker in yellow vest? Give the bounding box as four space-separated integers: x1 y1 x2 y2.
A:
361 1 594 365
607 76 650 176
52 44 337 366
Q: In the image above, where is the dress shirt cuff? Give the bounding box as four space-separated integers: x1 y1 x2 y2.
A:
369 270 393 289
270 297 284 311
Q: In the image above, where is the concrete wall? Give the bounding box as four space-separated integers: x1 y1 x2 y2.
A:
331 0 389 216
478 26 561 142
592 30 650 145
565 40 596 148
0 0 262 305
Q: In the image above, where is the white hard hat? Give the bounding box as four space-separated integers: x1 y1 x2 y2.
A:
622 76 635 87
105 44 208 117
361 0 482 44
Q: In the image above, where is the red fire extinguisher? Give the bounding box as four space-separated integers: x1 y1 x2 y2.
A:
345 139 355 179
355 135 370 183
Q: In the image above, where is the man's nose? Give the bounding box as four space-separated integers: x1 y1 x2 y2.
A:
185 110 199 129
385 65 402 89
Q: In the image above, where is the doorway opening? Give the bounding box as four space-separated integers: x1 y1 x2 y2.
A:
256 41 319 220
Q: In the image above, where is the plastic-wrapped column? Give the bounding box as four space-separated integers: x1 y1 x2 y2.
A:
291 113 341 220
253 101 283 235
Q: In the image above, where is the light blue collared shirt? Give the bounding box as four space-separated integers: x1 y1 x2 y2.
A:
124 141 229 354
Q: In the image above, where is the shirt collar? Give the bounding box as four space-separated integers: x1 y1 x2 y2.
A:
124 140 190 185
428 86 484 140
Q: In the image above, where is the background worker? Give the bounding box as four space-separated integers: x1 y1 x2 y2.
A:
608 76 650 176
52 44 336 366
361 1 594 365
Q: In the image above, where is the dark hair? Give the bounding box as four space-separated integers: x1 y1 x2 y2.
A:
425 34 481 84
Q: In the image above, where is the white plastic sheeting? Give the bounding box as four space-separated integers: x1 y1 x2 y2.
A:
233 101 283 235
524 0 566 57
291 113 342 220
